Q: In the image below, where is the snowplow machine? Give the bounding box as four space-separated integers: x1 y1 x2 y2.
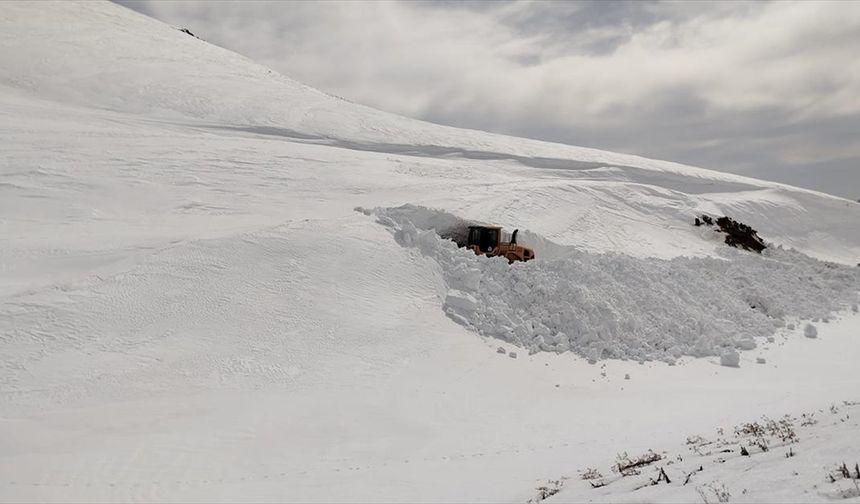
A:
466 225 535 263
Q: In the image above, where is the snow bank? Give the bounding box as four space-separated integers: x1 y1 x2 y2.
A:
367 205 860 363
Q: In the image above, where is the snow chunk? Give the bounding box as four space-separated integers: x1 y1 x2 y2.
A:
720 349 740 368
445 290 478 315
736 338 757 350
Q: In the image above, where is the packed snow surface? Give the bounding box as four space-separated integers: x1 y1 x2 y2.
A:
369 205 859 362
2 1 860 502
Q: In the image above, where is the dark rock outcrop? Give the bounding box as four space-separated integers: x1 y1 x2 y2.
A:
695 214 767 253
178 27 199 39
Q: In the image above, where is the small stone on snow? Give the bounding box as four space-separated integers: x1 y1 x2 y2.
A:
804 323 818 339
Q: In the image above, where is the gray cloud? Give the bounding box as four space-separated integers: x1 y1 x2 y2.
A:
115 0 860 199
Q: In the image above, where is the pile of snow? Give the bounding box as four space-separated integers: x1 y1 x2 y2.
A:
366 205 860 363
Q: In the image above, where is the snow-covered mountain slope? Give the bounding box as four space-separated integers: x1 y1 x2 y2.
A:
2 1 859 263
1 1 859 502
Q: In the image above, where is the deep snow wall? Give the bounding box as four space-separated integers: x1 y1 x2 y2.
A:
365 205 860 363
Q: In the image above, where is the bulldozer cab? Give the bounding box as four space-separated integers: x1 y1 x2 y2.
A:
467 226 501 253
465 224 534 263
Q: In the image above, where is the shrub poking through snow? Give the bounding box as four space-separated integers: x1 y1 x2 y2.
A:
827 462 860 488
614 450 663 476
696 481 732 503
734 415 798 453
580 467 603 480
561 405 858 501
530 479 564 502
800 413 817 427
735 421 770 453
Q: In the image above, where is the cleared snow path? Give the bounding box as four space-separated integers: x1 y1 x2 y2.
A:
367 205 860 363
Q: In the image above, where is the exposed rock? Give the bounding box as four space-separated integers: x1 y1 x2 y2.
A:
178 27 199 39
695 214 767 253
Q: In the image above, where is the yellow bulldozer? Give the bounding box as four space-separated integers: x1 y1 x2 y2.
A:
466 225 535 263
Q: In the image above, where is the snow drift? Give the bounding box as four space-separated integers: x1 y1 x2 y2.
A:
367 205 860 363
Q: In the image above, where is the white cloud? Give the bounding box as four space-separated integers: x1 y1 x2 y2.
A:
117 0 860 198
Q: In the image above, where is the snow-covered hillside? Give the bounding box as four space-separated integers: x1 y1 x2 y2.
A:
1 1 859 502
3 1 859 264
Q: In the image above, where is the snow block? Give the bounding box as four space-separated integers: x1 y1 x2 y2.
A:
720 349 740 368
445 290 478 314
445 309 471 327
736 338 757 350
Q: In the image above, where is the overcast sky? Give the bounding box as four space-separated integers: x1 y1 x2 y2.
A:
118 0 859 199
